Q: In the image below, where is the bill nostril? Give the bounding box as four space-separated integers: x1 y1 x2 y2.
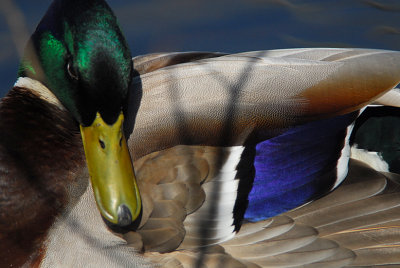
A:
99 139 105 149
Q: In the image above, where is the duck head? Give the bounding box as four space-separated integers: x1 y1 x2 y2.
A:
18 0 141 231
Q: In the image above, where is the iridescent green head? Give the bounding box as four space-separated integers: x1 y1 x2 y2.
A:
19 0 141 232
19 0 133 126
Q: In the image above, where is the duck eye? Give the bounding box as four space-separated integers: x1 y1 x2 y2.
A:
67 58 79 80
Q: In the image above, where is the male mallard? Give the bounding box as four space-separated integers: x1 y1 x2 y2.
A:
1 0 400 267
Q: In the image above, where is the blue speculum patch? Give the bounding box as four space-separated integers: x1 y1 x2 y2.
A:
244 112 358 222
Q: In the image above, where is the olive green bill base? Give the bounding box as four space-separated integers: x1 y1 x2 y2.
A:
80 112 141 231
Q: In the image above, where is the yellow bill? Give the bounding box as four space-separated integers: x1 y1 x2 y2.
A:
80 112 141 227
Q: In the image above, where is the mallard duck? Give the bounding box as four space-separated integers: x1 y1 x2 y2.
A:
2 0 400 267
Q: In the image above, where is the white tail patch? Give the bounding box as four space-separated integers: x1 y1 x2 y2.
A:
351 146 389 172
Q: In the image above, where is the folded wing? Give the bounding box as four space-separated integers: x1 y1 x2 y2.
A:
124 48 400 266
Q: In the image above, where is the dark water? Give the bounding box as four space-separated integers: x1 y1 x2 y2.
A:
0 0 399 96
